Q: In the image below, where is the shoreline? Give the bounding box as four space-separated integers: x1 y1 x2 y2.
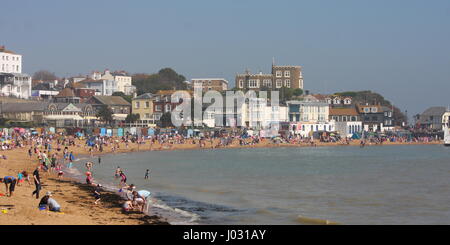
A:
0 138 442 225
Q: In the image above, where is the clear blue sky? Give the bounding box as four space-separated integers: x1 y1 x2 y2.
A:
1 0 450 117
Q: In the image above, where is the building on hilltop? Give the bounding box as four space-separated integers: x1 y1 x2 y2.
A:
88 69 136 95
235 61 304 91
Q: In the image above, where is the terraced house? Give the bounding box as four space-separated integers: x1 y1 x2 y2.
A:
131 93 158 127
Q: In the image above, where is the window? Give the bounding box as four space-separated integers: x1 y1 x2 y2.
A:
284 79 291 88
165 104 172 112
239 80 244 88
276 71 282 78
284 71 290 77
145 113 150 118
248 79 258 88
276 79 283 88
155 105 162 112
135 102 140 108
262 79 272 88
145 101 150 108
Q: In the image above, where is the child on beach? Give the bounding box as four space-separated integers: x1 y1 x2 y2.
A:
17 171 24 186
120 171 127 186
93 184 102 205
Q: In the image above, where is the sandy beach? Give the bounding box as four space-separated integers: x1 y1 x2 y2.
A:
0 138 441 225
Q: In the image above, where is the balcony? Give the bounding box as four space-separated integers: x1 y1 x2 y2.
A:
0 73 15 85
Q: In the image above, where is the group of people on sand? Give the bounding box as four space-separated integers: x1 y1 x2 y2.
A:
0 133 94 213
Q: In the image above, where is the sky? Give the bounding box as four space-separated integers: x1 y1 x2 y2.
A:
1 0 450 117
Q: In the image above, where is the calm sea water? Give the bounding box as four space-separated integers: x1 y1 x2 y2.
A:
71 144 450 225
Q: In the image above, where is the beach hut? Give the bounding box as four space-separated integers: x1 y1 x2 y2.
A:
118 128 124 137
130 127 137 136
148 128 155 136
112 128 118 137
187 129 194 138
106 129 113 137
141 127 148 136
136 127 142 137
100 128 107 136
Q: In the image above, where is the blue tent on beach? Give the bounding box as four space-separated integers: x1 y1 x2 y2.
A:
351 132 361 139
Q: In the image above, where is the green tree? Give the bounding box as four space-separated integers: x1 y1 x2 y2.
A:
96 105 114 126
293 88 303 97
125 113 140 123
32 70 59 81
159 112 174 128
132 68 188 95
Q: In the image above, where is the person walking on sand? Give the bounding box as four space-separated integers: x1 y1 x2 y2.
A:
98 156 101 165
32 166 41 199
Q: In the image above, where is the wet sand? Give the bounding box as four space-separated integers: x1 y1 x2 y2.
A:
0 138 441 225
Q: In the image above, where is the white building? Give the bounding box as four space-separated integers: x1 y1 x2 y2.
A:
100 70 135 95
286 100 333 137
334 121 362 138
79 79 118 96
288 121 336 137
0 46 32 99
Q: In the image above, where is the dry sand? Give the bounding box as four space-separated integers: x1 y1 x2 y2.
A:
0 137 441 225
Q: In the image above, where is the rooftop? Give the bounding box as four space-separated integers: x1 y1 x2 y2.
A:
91 96 131 106
329 107 359 116
0 45 17 54
134 93 154 100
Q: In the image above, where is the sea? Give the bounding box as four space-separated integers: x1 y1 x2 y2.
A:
68 144 450 225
